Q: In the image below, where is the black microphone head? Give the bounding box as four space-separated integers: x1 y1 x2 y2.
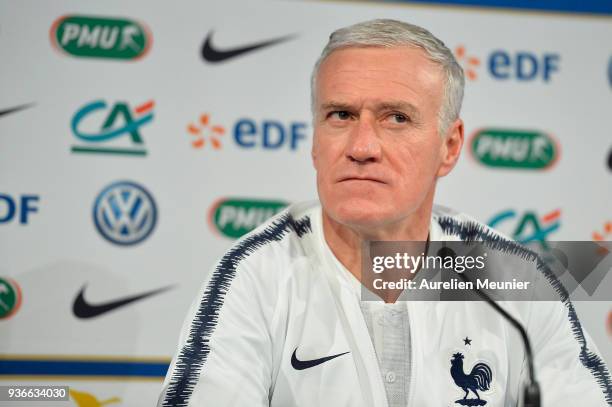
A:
523 382 541 407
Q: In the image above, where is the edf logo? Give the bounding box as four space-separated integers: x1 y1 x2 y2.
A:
0 194 40 224
455 46 560 83
186 113 308 151
234 119 307 150
489 51 560 82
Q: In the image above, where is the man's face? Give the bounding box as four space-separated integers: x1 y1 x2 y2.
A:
312 46 462 230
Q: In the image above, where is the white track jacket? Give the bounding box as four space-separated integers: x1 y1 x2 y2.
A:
159 201 611 406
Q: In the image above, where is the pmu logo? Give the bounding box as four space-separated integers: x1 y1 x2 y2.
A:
0 194 39 225
470 128 559 170
93 181 157 246
209 198 288 238
488 209 561 249
187 113 308 151
0 277 22 319
454 45 560 82
50 15 151 60
71 100 154 156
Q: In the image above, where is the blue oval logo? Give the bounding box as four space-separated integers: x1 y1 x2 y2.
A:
93 181 157 246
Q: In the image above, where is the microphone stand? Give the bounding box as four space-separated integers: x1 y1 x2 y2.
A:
457 272 541 407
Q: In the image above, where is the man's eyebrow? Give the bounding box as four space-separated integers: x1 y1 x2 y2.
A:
319 101 355 111
377 101 420 117
319 101 421 116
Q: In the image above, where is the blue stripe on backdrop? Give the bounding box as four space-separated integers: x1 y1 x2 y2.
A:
0 359 169 378
383 0 612 15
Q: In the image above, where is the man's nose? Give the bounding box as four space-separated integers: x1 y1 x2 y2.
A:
345 116 382 163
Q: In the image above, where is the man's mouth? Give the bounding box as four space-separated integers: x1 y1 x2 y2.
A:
338 176 387 184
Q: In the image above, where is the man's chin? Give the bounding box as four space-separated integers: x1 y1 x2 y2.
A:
327 201 397 230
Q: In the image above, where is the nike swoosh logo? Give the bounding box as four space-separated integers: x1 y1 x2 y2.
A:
291 347 350 370
0 103 34 118
201 31 295 63
73 284 173 319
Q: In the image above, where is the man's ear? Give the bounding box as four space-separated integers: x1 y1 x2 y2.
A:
311 133 318 169
437 118 464 178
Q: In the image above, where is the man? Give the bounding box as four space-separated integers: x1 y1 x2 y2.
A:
159 20 610 406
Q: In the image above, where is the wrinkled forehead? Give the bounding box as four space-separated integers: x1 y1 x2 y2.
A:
315 46 445 113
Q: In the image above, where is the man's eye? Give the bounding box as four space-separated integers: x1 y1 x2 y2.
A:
389 113 409 123
329 111 351 120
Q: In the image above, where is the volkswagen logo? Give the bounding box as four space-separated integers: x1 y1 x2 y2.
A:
93 181 157 246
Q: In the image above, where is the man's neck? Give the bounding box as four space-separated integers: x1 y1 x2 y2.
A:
321 205 432 283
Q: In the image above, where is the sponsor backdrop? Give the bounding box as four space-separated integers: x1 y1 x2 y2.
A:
1 0 611 405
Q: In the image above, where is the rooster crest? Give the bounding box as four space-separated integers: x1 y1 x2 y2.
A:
450 352 493 406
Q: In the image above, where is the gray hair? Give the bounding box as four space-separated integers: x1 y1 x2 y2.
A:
311 19 465 136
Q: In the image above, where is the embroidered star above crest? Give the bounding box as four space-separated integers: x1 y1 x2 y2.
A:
463 337 472 346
